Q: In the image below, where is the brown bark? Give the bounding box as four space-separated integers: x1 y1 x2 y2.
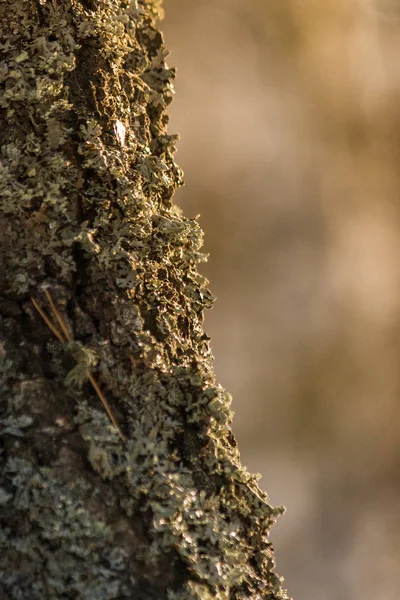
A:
0 1 288 598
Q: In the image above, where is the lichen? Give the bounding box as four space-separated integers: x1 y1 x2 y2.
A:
0 1 289 599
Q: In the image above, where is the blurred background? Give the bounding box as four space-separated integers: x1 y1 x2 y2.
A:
162 1 400 599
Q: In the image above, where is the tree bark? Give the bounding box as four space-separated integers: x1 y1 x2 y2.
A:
0 1 289 598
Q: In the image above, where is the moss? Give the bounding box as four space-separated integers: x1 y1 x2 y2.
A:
0 1 289 598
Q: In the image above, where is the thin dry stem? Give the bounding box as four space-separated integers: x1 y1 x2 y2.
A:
30 297 65 343
44 288 72 342
88 373 126 441
31 292 126 442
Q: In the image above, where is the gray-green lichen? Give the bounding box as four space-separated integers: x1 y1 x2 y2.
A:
0 1 289 598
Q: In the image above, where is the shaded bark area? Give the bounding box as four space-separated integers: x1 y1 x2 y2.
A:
0 1 288 599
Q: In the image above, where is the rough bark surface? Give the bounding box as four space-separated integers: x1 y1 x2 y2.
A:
0 1 288 599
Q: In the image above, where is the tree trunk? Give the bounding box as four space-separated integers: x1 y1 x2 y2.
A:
0 1 288 598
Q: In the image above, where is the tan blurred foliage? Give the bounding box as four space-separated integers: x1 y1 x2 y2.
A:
163 1 400 599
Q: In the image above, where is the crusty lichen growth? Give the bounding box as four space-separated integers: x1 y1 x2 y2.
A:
0 1 289 599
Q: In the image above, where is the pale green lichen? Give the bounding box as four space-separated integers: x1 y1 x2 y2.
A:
64 341 98 388
0 1 289 598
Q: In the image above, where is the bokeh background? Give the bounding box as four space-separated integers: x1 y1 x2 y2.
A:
162 2 400 599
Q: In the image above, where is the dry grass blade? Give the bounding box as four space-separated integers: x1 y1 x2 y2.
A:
30 297 65 343
44 288 72 343
31 292 126 442
87 373 126 441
